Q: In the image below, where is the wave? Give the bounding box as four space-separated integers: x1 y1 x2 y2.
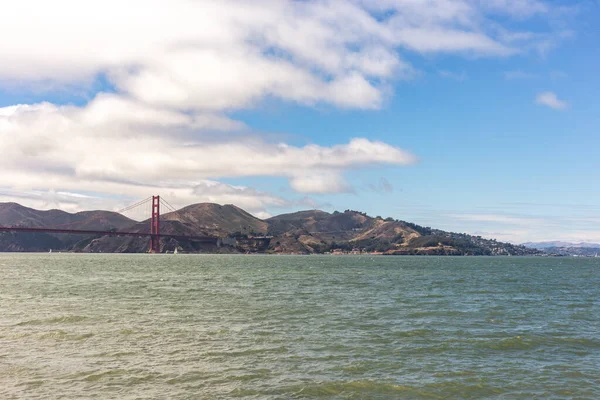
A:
39 330 94 341
261 379 513 399
15 315 89 326
478 335 600 351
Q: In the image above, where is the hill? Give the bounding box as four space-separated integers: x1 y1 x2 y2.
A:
0 202 134 230
522 241 600 257
539 247 600 257
162 203 268 236
0 202 540 255
266 209 538 256
0 202 135 252
80 203 266 253
523 241 600 249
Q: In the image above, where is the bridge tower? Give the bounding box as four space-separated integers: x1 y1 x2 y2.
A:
150 195 160 253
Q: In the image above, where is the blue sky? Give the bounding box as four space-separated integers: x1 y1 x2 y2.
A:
0 0 598 243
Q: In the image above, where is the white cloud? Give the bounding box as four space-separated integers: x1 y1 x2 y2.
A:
477 0 548 18
0 0 401 109
0 100 417 213
0 101 417 179
446 213 540 225
395 28 514 55
0 181 292 219
439 212 600 243
536 91 568 110
0 0 571 213
394 203 600 244
1 0 560 105
289 173 354 194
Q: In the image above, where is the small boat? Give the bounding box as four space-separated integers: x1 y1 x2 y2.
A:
49 249 52 254
174 248 178 255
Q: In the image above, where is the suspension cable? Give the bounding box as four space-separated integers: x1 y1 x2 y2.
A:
116 196 153 214
159 197 200 227
160 198 178 213
43 196 152 229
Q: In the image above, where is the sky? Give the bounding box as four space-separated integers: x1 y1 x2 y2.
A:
0 0 599 244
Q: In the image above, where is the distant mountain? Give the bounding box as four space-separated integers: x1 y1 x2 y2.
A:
521 241 600 257
163 203 268 236
266 209 392 254
266 209 539 256
82 203 268 253
0 202 135 252
523 241 600 249
0 202 134 230
540 247 600 257
0 201 541 255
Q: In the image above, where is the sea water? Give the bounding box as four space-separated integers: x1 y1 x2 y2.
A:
0 254 598 399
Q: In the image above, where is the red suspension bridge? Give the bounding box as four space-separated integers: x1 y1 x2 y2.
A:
0 195 218 253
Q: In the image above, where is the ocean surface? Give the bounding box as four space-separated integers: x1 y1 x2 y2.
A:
0 254 599 399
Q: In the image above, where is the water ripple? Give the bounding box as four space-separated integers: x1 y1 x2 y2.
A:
0 254 599 399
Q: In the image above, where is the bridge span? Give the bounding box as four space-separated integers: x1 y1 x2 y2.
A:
0 195 220 252
0 226 218 244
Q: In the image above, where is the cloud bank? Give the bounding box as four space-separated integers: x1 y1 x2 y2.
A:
0 0 567 215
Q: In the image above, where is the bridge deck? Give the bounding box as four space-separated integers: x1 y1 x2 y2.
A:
0 226 218 243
